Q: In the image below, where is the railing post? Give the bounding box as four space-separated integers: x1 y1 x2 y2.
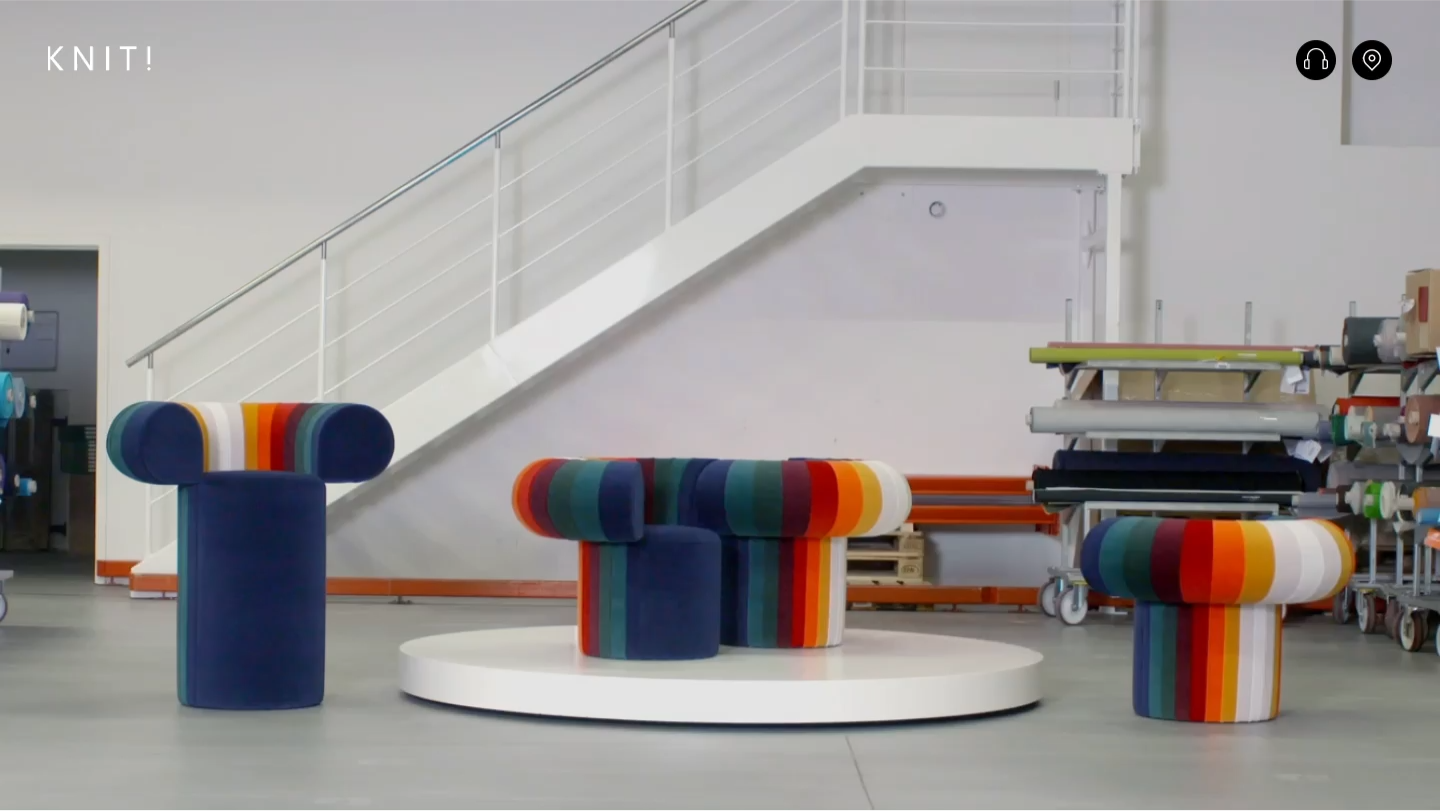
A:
490 133 502 341
317 241 328 402
856 0 867 113
665 22 676 229
1122 0 1135 118
144 353 154 555
838 0 849 119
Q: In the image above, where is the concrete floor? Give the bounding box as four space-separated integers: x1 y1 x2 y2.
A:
0 561 1435 809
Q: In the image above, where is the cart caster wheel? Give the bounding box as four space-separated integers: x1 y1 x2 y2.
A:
1385 598 1401 639
1039 578 1061 618
1057 586 1088 626
0 592 7 623
1333 589 1353 625
1399 609 1428 653
1358 592 1379 634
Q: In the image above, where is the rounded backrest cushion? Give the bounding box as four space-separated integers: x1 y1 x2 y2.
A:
637 458 716 526
1080 516 1354 605
107 401 395 485
693 459 912 538
512 458 645 543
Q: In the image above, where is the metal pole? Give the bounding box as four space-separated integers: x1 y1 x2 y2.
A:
490 134 502 341
665 23 677 230
1103 176 1122 341
1122 0 1135 118
144 354 154 554
856 0 867 113
317 242 328 401
1244 301 1253 345
1154 299 1163 343
1065 298 1074 341
1349 300 1358 318
838 0 849 118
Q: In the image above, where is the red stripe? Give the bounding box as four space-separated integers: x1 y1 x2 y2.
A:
577 544 593 655
802 461 839 537
790 538 809 647
1190 603 1210 720
580 543 601 656
1179 520 1215 603
270 404 300 471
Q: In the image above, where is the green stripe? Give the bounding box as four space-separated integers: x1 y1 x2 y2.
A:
1157 604 1177 719
107 403 147 480
752 462 784 537
568 462 607 541
1121 518 1163 601
177 485 191 705
1030 346 1308 365
1098 519 1135 596
746 541 765 645
761 540 780 647
295 404 334 475
725 461 759 536
604 545 627 659
654 459 683 524
546 462 584 540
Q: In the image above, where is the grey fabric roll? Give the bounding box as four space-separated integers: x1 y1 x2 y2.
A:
1027 400 1328 440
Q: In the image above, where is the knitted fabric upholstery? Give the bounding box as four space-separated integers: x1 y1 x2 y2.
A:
512 458 644 543
1132 602 1282 723
1080 517 1354 606
577 525 721 660
107 401 394 485
693 459 912 538
636 458 716 525
721 535 847 648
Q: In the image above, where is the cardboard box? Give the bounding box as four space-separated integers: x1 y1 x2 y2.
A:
1404 269 1440 356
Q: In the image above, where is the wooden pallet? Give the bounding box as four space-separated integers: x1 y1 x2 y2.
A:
846 525 926 585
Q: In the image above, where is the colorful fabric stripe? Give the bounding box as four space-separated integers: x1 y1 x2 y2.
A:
576 525 721 660
512 458 645 543
1133 601 1281 723
694 460 911 539
1080 517 1353 605
106 401 394 485
636 458 715 525
720 536 846 648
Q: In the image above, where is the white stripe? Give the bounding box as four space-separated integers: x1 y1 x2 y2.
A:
1284 521 1326 605
223 403 246 469
865 461 911 537
1260 521 1302 605
1235 604 1254 721
1253 606 1278 721
197 403 227 472
828 537 846 647
1310 521 1346 600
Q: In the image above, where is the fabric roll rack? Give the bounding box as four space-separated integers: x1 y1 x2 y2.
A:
1028 400 1330 442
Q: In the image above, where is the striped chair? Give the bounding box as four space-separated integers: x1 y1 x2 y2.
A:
107 401 394 710
1080 517 1353 723
513 458 722 661
693 459 912 649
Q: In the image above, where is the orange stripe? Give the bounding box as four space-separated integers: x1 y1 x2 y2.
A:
1210 521 1247 604
511 460 548 535
577 544 591 654
1205 605 1226 722
95 560 138 578
179 403 209 471
256 404 277 470
829 462 865 536
850 464 884 536
242 403 261 470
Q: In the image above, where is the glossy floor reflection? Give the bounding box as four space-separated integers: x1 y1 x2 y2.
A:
0 563 1432 809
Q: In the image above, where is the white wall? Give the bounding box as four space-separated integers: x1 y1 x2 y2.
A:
328 178 1081 580
0 250 100 423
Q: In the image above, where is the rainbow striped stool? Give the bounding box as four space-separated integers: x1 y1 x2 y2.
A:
107 402 394 710
513 458 721 661
1081 517 1353 723
694 459 912 649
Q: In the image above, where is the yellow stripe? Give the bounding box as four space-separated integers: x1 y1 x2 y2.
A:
1222 604 1241 722
178 403 209 472
242 403 261 470
1236 521 1276 603
849 462 884 536
1270 605 1283 716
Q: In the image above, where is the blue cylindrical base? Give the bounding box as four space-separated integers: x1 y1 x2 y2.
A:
178 471 327 710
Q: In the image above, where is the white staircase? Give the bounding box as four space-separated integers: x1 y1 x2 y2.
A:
123 0 1141 580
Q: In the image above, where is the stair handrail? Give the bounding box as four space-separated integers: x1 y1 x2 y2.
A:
124 0 708 369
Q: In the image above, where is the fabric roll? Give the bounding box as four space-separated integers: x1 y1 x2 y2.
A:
1132 602 1281 723
1034 489 1297 507
11 376 25 420
577 525 722 661
1028 401 1328 440
720 535 847 649
1080 517 1353 606
1051 450 1321 491
0 292 31 309
0 303 29 341
108 401 395 485
693 459 911 539
513 458 644 543
1326 461 1440 488
1031 345 1312 366
1404 395 1440 443
0 373 15 424
1342 317 1404 365
1035 468 1306 494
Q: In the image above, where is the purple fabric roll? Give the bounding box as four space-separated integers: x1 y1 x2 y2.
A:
0 292 30 309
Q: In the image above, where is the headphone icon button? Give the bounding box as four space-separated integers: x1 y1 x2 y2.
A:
1297 40 1337 80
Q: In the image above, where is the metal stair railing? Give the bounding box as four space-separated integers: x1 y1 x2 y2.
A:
125 0 1139 556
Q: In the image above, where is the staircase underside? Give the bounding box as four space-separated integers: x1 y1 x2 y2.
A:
130 114 1136 583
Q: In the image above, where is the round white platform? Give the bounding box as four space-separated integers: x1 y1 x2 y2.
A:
399 626 1043 725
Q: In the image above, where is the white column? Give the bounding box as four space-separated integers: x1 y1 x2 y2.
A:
316 242 328 401
1104 173 1123 342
